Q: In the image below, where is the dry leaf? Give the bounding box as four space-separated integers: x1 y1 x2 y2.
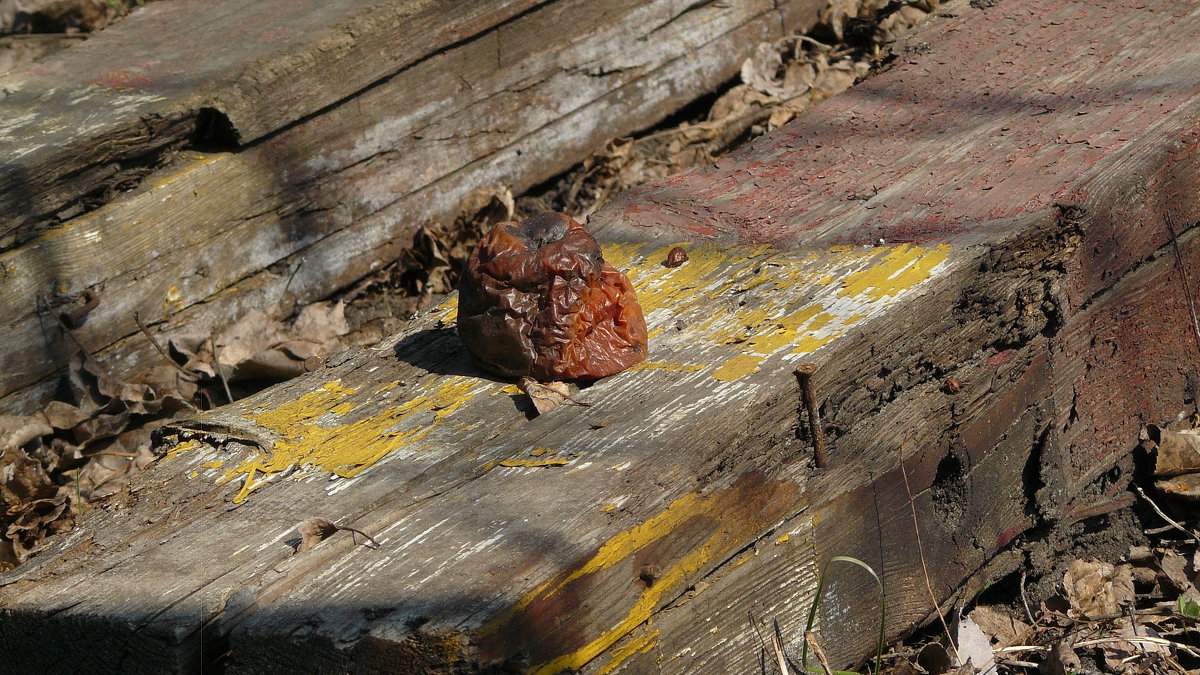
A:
296 517 340 552
292 300 350 345
5 489 75 560
518 377 573 415
0 415 52 450
1063 559 1135 617
818 0 861 40
1158 551 1193 592
1143 424 1200 476
968 605 1029 650
1046 641 1082 675
1095 620 1171 672
1155 471 1200 500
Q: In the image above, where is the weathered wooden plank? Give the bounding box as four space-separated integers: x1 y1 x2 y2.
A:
4 0 1200 672
1 239 977 674
0 0 826 414
0 0 556 249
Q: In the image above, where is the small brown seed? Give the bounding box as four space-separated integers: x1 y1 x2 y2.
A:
665 246 688 268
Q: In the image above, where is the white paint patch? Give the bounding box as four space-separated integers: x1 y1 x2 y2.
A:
325 474 361 496
394 517 451 552
565 461 592 473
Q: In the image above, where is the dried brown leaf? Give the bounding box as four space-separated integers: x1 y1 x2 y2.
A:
214 309 290 372
296 517 340 552
1063 559 1135 617
0 415 52 450
1046 641 1082 675
0 537 17 573
292 300 350 345
1 446 55 507
817 0 860 40
5 491 74 560
1158 551 1192 592
1155 471 1200 501
518 377 572 415
968 605 1029 650
39 401 87 431
1095 619 1171 672
1144 424 1200 476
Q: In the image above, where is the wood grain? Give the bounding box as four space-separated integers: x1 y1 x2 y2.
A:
4 0 1200 672
0 0 826 413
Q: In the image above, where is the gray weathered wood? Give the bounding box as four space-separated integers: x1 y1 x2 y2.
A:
3 0 1200 672
0 0 825 414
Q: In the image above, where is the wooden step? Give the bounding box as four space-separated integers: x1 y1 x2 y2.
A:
3 0 1199 672
0 0 823 413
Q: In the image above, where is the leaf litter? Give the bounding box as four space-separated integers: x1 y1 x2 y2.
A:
861 418 1200 675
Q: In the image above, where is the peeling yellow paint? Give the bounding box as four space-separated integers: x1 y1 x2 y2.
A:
776 533 791 545
219 378 481 502
162 439 200 461
513 490 707 617
600 503 618 512
839 244 950 300
200 460 224 470
602 241 951 383
435 295 459 324
594 629 660 675
499 457 569 468
712 353 763 382
529 528 723 674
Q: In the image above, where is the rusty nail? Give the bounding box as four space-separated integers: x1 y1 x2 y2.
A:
794 364 827 468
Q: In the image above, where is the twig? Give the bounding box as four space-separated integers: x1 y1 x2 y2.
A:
748 613 776 670
4 32 89 39
1134 486 1197 542
133 312 198 381
794 365 828 468
210 337 235 405
334 524 381 548
1164 214 1200 354
997 659 1040 669
899 457 960 664
995 645 1050 654
282 256 306 298
1019 568 1034 625
1075 634 1200 658
803 631 834 675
